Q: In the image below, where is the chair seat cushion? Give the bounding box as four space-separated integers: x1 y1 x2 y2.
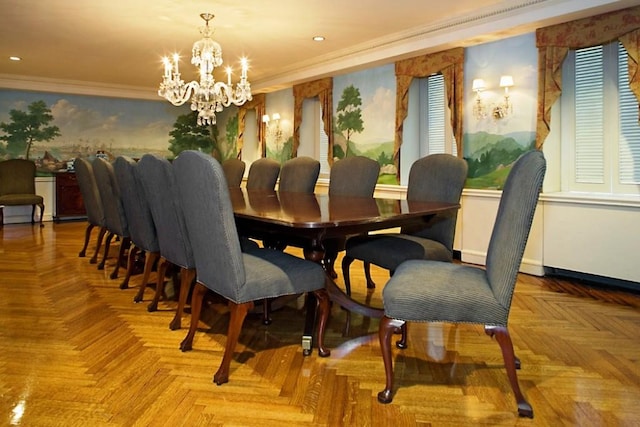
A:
237 249 326 303
382 260 509 326
346 233 452 271
0 194 43 206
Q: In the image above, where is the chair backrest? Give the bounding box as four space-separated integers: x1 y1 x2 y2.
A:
0 159 36 196
486 150 546 309
137 154 195 269
73 157 105 227
403 153 468 252
92 157 128 237
278 156 320 193
113 156 159 252
222 158 246 188
246 158 281 190
329 156 380 197
173 150 246 301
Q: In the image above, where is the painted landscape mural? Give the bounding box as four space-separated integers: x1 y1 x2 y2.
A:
0 89 189 174
333 64 396 184
463 33 538 189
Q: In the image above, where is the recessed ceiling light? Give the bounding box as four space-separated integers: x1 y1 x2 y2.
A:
9 56 21 61
312 36 325 42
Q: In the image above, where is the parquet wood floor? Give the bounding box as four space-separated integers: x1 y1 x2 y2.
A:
1 222 639 426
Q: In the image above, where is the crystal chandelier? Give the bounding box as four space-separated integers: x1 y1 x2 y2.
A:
158 13 252 126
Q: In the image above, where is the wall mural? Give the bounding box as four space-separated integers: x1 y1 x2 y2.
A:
264 89 294 164
463 33 538 189
333 64 396 184
0 89 188 174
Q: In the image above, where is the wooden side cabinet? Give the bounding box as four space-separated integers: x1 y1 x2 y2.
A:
54 171 86 222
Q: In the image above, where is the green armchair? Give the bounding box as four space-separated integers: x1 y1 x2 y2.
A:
0 159 44 227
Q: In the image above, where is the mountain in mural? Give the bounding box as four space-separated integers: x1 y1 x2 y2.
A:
463 130 535 189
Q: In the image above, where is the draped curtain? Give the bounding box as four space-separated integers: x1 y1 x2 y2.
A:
238 93 266 157
536 5 640 148
394 47 465 179
293 77 334 162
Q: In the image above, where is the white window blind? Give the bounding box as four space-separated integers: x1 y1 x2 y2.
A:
319 106 330 175
574 45 605 184
419 74 455 156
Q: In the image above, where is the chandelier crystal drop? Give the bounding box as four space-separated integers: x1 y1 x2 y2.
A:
158 13 252 126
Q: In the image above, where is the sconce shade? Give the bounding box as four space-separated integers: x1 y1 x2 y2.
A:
272 113 281 121
472 78 486 92
500 75 514 88
262 114 270 123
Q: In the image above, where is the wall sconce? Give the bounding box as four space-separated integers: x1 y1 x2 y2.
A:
493 75 514 119
471 75 515 121
472 78 487 120
262 113 283 145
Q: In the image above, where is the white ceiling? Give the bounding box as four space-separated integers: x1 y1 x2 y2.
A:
0 0 636 97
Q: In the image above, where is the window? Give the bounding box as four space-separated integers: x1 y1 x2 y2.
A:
561 41 640 195
419 74 456 156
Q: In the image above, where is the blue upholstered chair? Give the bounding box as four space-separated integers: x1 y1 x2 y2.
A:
323 155 380 278
92 157 130 279
113 156 160 293
342 154 468 295
246 157 281 190
222 158 246 188
74 157 106 263
278 156 320 193
136 154 198 325
377 150 545 418
173 150 331 385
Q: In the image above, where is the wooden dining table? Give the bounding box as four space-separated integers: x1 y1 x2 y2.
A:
230 188 460 354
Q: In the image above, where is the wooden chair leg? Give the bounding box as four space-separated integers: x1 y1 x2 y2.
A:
377 316 405 404
323 251 338 279
169 267 196 330
485 325 533 418
180 282 208 352
132 250 158 297
213 300 253 385
110 237 130 279
363 262 377 289
38 203 44 227
119 245 139 289
98 231 114 270
314 288 331 357
341 256 355 296
397 323 408 349
79 223 95 257
145 256 169 310
90 227 106 264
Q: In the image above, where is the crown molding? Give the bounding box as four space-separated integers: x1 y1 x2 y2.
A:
0 74 158 100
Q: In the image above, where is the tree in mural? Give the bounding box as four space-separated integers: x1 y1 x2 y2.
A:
221 114 239 161
167 111 214 157
336 84 364 154
0 100 61 159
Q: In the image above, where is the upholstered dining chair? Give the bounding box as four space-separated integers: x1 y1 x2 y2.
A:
323 155 380 278
246 157 281 190
377 150 545 418
277 156 320 193
113 156 160 293
74 157 107 263
342 153 468 295
222 158 246 188
92 157 130 279
173 150 331 385
136 153 198 323
0 159 45 228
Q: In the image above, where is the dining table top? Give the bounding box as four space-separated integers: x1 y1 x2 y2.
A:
229 188 459 235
